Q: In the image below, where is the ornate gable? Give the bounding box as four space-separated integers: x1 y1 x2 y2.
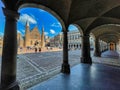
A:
30 27 41 40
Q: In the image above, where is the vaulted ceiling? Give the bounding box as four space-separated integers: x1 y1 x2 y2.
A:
91 24 120 43
2 0 120 43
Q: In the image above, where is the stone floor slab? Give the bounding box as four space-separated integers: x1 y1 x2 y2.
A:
28 63 120 90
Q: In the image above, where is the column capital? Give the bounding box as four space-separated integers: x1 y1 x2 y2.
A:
82 34 90 39
62 30 68 33
82 33 90 37
2 8 20 21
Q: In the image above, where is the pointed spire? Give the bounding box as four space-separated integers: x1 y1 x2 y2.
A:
25 20 30 47
42 25 44 32
41 25 45 48
26 20 29 27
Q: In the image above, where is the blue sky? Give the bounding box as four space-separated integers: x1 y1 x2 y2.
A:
0 1 78 37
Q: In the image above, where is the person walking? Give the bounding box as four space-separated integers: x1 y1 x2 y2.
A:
39 47 41 52
35 47 37 53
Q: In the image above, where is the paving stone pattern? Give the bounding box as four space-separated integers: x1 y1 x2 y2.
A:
0 50 120 89
17 50 82 89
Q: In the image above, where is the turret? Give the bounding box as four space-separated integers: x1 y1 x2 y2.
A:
41 26 45 47
24 21 30 47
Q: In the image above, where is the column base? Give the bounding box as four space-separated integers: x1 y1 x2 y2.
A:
0 82 20 90
61 63 70 74
81 57 92 64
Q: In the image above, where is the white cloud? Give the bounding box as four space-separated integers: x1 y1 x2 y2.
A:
38 9 46 12
0 32 4 36
22 30 25 33
19 14 37 24
44 32 49 35
17 30 25 36
51 22 61 27
50 29 55 34
17 30 22 34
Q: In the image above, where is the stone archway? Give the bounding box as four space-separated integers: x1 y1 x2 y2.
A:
18 3 71 74
0 2 70 90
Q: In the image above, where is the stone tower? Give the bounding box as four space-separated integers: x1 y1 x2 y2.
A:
24 21 30 47
41 26 45 48
17 33 21 47
17 33 24 47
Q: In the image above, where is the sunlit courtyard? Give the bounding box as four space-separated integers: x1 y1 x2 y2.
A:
0 49 119 89
17 50 120 89
17 50 81 89
1 1 120 90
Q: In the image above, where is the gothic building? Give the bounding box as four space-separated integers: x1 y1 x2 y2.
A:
18 21 45 48
17 32 24 48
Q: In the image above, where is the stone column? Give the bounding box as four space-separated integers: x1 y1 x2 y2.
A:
107 43 109 50
100 41 102 52
81 34 92 64
94 38 101 57
0 8 20 90
61 30 70 74
115 43 117 51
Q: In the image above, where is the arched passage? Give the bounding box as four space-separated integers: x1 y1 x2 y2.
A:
1 0 120 90
91 24 120 57
19 3 70 74
70 24 92 64
68 24 83 50
0 2 71 89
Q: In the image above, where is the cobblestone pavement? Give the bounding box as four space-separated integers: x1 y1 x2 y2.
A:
0 50 120 90
17 50 81 89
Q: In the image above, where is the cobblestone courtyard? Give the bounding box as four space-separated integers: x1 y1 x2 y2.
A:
0 50 120 90
17 50 81 89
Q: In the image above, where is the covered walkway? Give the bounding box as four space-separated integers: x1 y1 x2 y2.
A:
28 63 120 90
101 50 119 59
1 0 120 89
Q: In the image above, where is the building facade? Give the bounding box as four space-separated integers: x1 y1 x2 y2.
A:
0 22 48 50
51 30 82 49
51 30 95 50
23 22 45 48
67 30 82 49
50 32 63 47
